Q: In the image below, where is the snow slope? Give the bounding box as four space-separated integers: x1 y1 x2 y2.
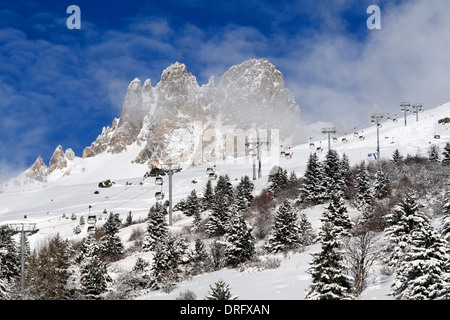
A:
1 101 450 300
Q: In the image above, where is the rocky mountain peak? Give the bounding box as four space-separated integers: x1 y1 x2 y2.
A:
82 58 302 166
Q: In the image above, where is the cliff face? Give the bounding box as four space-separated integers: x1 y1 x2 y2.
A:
82 58 302 166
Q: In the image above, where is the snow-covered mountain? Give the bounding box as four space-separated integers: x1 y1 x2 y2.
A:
1 57 450 300
82 58 303 167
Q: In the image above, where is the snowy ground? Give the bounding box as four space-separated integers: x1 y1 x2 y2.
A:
1 101 450 300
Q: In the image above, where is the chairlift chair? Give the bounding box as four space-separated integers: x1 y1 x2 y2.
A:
155 177 163 185
332 137 338 143
316 147 323 153
155 191 164 200
206 167 215 174
359 136 365 141
0 245 8 254
87 215 97 225
354 132 359 137
280 151 286 157
309 143 315 149
208 172 217 180
342 138 348 143
87 226 96 236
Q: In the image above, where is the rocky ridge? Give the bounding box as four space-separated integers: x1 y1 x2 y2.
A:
82 58 302 167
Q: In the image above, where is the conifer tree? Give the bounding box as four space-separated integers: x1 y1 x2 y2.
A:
142 202 168 252
322 149 344 196
0 225 20 285
373 168 390 199
205 192 231 237
442 180 450 242
150 235 185 291
205 279 238 300
101 212 124 257
428 144 440 163
235 175 254 211
441 142 450 166
183 190 200 217
384 191 428 267
355 161 374 222
392 149 404 163
306 219 353 300
222 206 255 266
26 233 74 299
190 238 211 276
202 179 215 210
324 190 353 239
298 211 316 246
299 152 326 205
264 200 301 253
214 174 234 204
391 215 450 299
268 166 288 196
79 238 112 299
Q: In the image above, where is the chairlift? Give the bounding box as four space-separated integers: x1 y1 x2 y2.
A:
309 143 315 149
393 118 398 123
280 151 286 157
359 136 365 141
332 137 338 143
208 172 217 180
316 147 323 153
206 167 215 174
87 226 96 236
354 132 359 137
342 138 348 144
371 119 376 125
0 245 8 254
377 124 382 128
387 117 392 121
434 135 441 139
155 191 164 200
285 152 291 159
155 177 163 185
87 215 97 225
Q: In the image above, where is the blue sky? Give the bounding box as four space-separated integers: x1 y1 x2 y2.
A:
1 0 450 182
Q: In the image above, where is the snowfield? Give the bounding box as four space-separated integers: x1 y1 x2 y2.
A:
1 101 450 300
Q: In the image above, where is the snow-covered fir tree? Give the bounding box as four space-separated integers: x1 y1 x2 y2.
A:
183 190 200 217
202 179 215 210
142 201 168 252
322 149 344 197
189 238 211 276
442 180 450 242
306 219 353 300
149 235 187 292
268 166 288 196
79 238 112 299
384 191 429 268
100 212 124 257
428 144 440 163
441 142 450 166
264 200 301 253
373 168 390 199
222 205 255 266
323 190 353 239
298 211 316 246
355 161 374 223
299 152 326 205
0 225 20 286
214 174 234 204
391 216 450 300
205 191 231 237
205 279 238 300
392 149 404 163
235 175 254 211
